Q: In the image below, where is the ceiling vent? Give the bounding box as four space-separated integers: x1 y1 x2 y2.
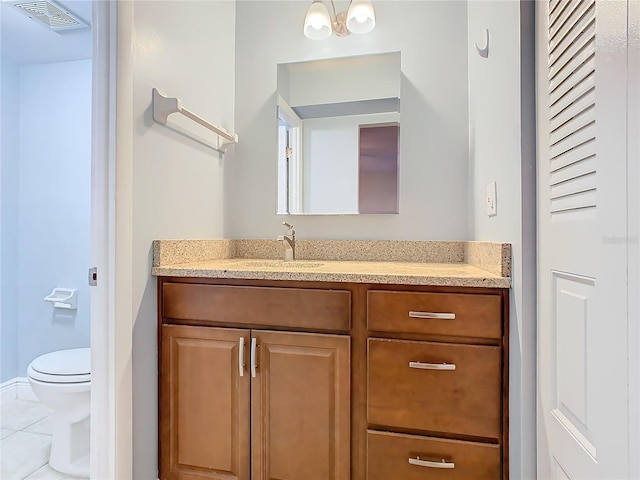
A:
11 1 89 32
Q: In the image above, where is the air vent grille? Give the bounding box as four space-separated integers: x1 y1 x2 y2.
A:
12 1 89 31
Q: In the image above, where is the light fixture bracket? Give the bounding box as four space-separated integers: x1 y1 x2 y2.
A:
332 11 351 37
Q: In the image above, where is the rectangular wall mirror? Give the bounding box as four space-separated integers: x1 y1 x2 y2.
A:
276 52 401 215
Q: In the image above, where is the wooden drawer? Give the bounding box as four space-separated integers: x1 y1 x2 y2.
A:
367 338 501 439
162 283 351 331
367 430 501 480
367 290 502 339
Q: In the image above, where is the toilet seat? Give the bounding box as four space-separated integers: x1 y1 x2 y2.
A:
27 348 91 384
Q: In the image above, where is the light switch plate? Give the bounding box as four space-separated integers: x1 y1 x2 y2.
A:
486 181 497 216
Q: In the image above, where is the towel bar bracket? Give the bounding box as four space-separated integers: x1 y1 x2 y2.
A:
152 88 238 152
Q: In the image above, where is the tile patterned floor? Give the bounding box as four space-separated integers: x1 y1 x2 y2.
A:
0 399 84 480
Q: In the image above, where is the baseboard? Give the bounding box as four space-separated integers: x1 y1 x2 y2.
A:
0 378 17 404
0 377 37 403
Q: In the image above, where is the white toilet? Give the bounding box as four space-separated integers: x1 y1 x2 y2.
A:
27 347 91 478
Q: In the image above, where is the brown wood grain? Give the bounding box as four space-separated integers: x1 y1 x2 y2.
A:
350 283 368 480
163 283 351 331
366 430 501 480
367 290 502 339
159 325 250 480
157 277 509 480
367 338 502 440
251 330 351 480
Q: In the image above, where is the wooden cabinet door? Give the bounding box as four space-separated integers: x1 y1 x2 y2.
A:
160 325 250 480
251 330 350 480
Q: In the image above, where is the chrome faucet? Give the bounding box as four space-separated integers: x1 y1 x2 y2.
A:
277 222 295 262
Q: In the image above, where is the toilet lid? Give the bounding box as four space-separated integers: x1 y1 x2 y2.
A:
30 348 90 380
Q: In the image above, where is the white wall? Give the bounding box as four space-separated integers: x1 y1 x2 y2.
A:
286 52 401 106
0 58 20 383
1 60 93 381
303 116 359 214
302 111 399 214
230 1 469 240
120 1 236 477
467 2 536 479
2 60 93 384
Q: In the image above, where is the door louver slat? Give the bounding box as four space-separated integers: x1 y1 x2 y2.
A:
549 0 564 16
550 171 596 198
550 105 595 145
550 73 594 118
550 139 595 172
549 14 594 68
548 0 596 218
550 57 595 106
550 155 595 183
550 122 595 157
549 0 563 12
549 0 595 47
550 87 594 129
549 0 583 38
550 33 594 85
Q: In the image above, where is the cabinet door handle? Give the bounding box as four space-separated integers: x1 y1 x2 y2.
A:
409 361 456 371
409 311 456 320
250 337 257 378
239 337 245 377
408 457 455 469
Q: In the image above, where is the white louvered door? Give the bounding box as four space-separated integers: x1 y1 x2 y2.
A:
537 0 630 479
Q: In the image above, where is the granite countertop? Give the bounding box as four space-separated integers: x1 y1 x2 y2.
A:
152 258 508 288
151 239 511 289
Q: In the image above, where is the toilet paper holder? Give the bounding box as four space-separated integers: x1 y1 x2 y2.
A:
44 288 78 310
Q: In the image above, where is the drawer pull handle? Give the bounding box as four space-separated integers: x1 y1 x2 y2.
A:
250 337 258 378
239 337 246 377
409 311 456 320
409 361 456 371
409 457 455 469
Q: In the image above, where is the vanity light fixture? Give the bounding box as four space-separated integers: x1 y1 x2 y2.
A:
303 0 375 40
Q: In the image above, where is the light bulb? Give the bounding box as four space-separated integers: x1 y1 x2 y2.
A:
346 0 375 34
303 1 332 39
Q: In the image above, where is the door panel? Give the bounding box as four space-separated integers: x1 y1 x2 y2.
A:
251 330 350 480
537 1 629 478
160 325 250 480
551 272 595 457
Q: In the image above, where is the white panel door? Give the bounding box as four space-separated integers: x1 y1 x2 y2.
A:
537 1 629 479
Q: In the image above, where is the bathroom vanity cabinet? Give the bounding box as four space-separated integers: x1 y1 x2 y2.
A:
157 277 509 480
